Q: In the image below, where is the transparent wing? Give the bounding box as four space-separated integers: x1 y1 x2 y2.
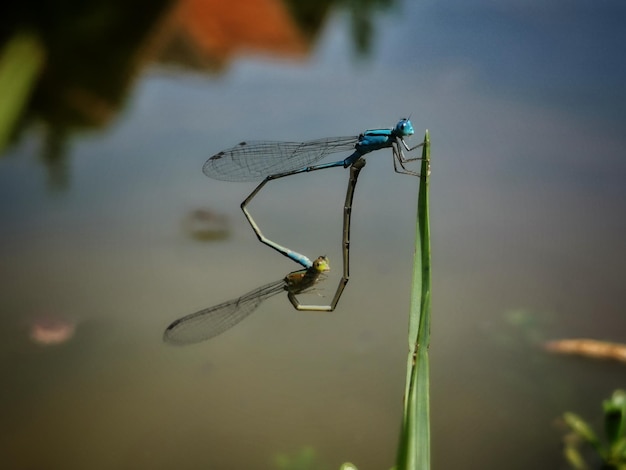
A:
203 136 359 182
163 279 286 345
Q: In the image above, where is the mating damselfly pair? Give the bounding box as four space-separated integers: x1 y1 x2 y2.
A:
164 119 428 344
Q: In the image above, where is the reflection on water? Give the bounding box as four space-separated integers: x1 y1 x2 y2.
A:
283 0 394 55
0 0 394 188
29 314 77 346
0 32 44 152
1 0 626 469
182 207 230 241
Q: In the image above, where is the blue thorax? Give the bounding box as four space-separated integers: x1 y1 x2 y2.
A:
355 119 414 156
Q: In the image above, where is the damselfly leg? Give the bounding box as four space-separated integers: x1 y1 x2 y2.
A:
241 159 366 311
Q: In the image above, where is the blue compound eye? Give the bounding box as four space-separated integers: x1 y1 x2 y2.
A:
396 119 414 136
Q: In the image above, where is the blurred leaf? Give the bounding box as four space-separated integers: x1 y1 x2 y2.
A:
339 463 358 470
0 31 44 153
612 438 626 460
563 444 588 470
564 412 602 451
604 390 626 446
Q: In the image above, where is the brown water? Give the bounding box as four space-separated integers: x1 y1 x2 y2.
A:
1 1 626 469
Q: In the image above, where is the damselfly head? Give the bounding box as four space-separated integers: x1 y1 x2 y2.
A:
395 118 414 137
312 256 330 273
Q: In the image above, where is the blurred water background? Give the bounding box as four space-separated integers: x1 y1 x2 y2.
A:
1 0 625 468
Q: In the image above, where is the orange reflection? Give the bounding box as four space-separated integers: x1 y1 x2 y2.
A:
169 0 309 70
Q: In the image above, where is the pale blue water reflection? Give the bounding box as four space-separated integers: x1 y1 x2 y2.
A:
1 1 626 469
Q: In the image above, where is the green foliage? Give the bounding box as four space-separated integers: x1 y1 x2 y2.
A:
0 31 44 153
563 390 626 469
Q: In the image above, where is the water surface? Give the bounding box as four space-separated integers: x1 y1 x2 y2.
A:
1 1 626 468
